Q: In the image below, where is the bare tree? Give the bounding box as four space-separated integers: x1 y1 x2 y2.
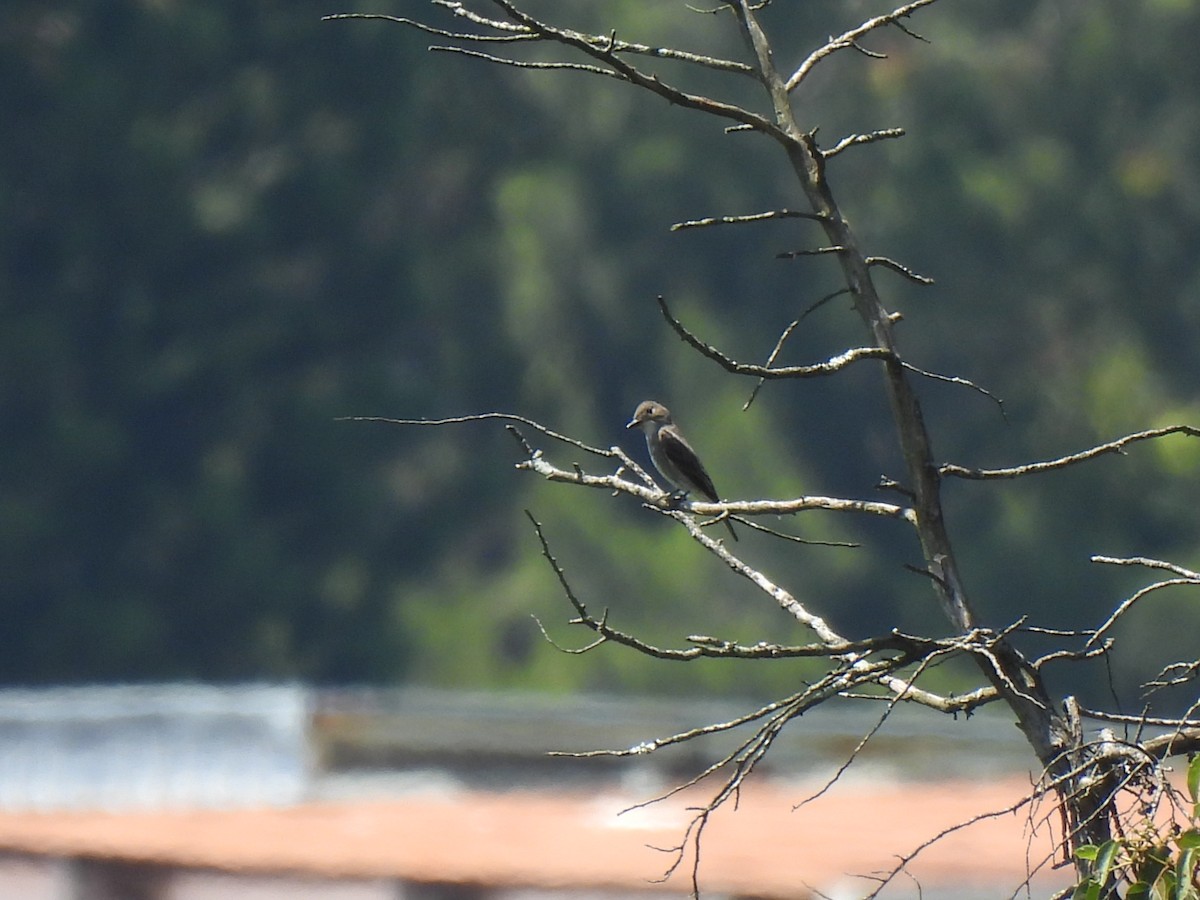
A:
329 2 1200 897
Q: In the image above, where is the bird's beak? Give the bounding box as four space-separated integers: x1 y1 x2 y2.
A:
625 417 639 430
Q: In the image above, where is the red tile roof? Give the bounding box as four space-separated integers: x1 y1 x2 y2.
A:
0 778 1072 897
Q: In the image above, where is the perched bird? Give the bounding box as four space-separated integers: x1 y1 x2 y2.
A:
626 400 738 541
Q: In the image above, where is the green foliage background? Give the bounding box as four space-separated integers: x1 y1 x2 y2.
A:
3 0 1200 705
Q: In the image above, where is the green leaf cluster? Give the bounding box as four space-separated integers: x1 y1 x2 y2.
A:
1073 757 1200 899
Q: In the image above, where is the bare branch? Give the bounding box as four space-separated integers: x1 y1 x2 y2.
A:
1141 726 1200 760
665 507 850 642
669 510 1000 714
848 42 888 61
616 678 856 834
660 294 1000 415
636 693 818 891
728 514 860 546
1030 640 1112 669
597 43 754 77
1075 705 1200 731
940 426 1200 480
776 245 845 260
528 505 896 673
787 0 944 91
1090 554 1200 579
322 11 533 42
865 254 934 285
529 614 605 655
899 361 1005 413
430 44 625 77
351 409 918 535
440 0 759 76
526 509 682 659
332 0 785 132
550 689 812 760
656 293 894 378
1142 659 1200 693
670 208 827 231
623 656 962 891
823 127 906 158
520 444 916 523
477 0 786 137
890 16 929 43
1085 576 1200 650
429 34 757 79
796 287 852 322
1018 624 1098 638
435 0 526 33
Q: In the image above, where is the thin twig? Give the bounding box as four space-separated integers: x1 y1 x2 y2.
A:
322 12 533 41
671 209 827 231
776 245 845 260
1142 659 1200 693
823 128 906 158
1074 705 1200 731
1090 554 1200 579
787 0 944 91
866 254 934 285
900 361 1005 414
1086 577 1200 650
430 44 624 77
479 0 787 138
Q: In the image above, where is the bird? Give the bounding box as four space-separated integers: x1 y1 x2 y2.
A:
626 400 738 541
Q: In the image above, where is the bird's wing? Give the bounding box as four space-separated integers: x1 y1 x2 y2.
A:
659 426 720 502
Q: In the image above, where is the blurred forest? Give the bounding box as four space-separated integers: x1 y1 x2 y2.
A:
3 0 1199 706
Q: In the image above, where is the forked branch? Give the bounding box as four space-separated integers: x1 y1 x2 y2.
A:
327 0 789 138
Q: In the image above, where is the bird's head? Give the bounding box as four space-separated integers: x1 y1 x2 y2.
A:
627 400 672 432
